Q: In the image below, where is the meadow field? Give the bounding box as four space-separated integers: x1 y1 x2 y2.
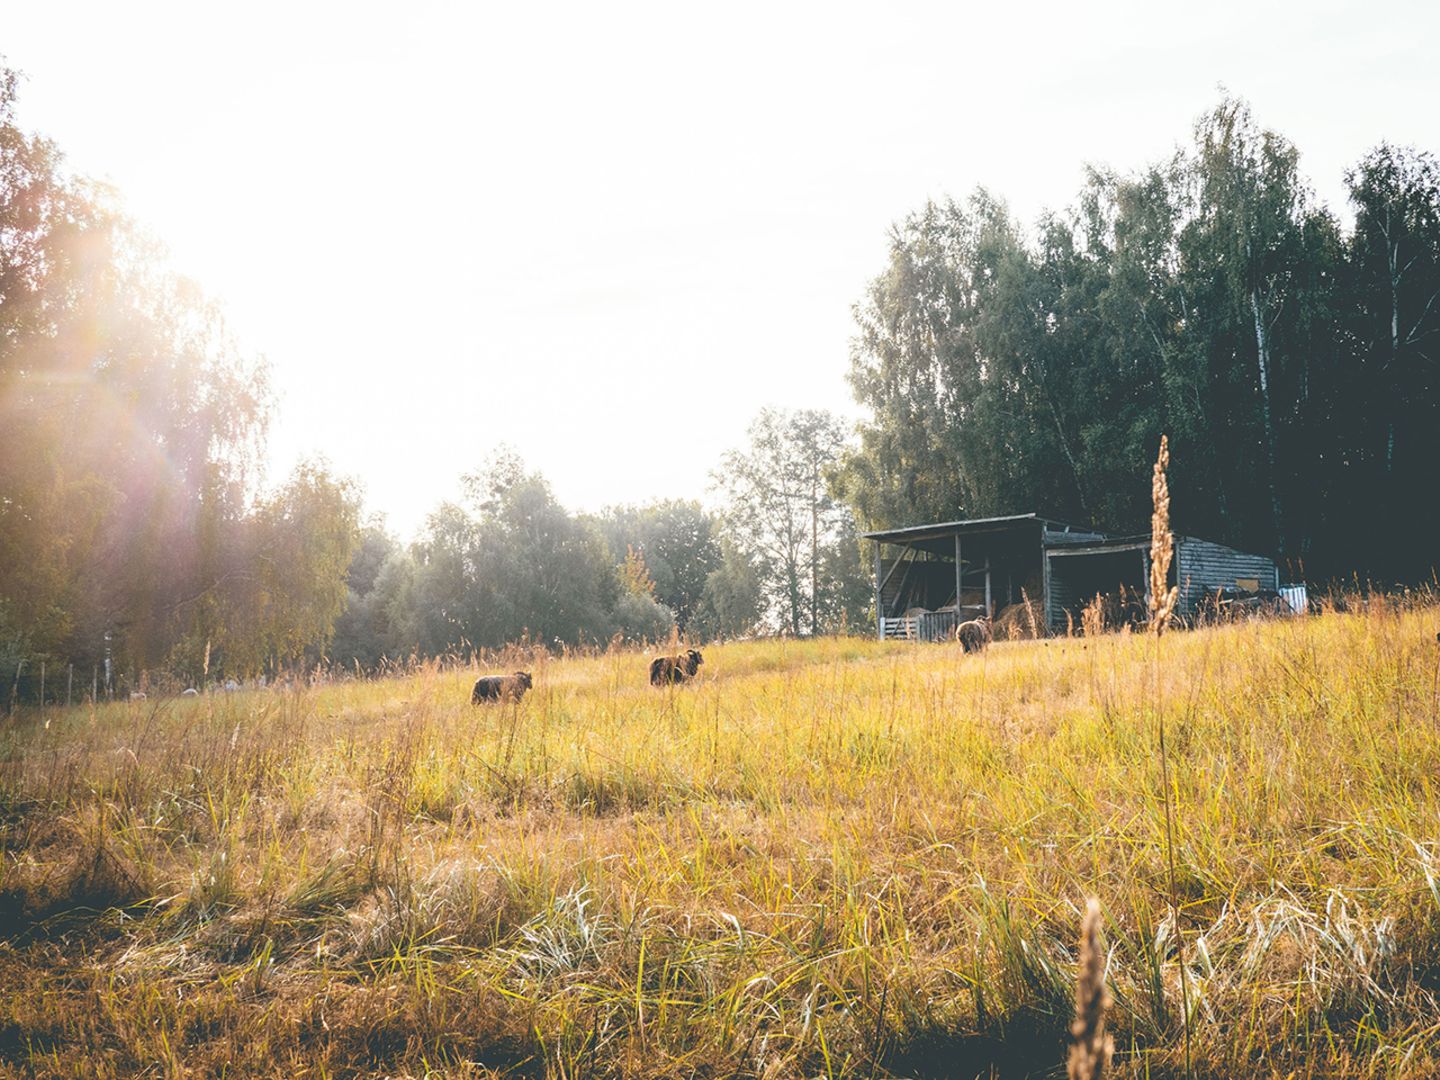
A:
3 601 1440 1078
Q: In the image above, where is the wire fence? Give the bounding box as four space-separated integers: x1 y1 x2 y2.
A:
3 659 109 713
0 633 686 714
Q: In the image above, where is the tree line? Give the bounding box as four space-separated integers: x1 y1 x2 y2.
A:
4 66 1438 695
0 68 359 694
0 50 863 690
838 98 1440 583
325 424 870 672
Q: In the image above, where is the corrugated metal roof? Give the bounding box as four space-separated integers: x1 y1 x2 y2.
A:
861 512 1086 544
1044 533 1150 551
1045 536 1152 555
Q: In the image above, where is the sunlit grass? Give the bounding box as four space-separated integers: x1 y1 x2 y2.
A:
3 601 1440 1077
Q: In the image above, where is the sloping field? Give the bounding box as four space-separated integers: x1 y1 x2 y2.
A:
3 602 1440 1077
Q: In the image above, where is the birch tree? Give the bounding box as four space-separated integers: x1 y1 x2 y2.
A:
713 408 852 636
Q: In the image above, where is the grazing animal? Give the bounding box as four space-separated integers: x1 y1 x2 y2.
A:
471 671 533 704
650 649 704 686
955 617 992 654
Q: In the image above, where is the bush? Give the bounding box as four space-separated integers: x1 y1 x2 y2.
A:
609 592 676 643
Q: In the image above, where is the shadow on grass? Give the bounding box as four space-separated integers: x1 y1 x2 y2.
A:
881 1019 1066 1079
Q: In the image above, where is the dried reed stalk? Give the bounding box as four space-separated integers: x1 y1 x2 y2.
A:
1020 588 1039 639
1149 435 1179 635
1067 898 1113 1080
1149 433 1192 1077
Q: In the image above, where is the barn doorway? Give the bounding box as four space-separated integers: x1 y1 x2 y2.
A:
1046 544 1150 632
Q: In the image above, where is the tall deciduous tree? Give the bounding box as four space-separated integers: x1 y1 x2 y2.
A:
692 539 763 640
1183 97 1315 551
0 63 283 685
839 95 1438 583
222 461 361 674
1345 144 1440 577
593 500 722 629
714 408 858 635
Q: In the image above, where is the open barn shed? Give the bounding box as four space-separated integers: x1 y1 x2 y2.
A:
864 513 1281 640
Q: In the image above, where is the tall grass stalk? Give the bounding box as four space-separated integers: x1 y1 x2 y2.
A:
1068 898 1113 1080
1149 433 1191 1078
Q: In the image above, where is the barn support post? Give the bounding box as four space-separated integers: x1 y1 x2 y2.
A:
954 534 963 610
8 659 22 716
1041 543 1052 635
873 541 883 640
984 559 992 617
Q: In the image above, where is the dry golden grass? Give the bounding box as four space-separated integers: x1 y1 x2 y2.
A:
3 600 1440 1077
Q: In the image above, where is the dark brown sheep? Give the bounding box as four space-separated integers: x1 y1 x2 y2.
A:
955 617 992 654
471 671 533 704
650 649 704 686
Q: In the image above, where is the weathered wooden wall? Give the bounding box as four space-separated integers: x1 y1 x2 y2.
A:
1175 537 1281 612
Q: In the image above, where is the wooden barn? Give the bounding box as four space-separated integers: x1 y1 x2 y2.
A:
863 513 1282 641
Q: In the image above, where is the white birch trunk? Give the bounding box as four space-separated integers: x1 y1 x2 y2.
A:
1250 286 1284 544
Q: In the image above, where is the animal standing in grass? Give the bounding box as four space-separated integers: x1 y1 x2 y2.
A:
955 617 991 654
650 649 703 686
471 671 533 703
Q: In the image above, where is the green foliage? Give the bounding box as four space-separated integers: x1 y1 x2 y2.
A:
236 460 362 672
691 540 763 640
0 67 363 687
609 591 677 643
327 521 400 669
1342 142 1440 577
347 452 631 657
459 453 620 647
593 500 722 629
609 545 680 641
839 97 1440 582
814 517 874 634
617 545 656 598
714 407 861 635
328 468 719 665
366 548 424 660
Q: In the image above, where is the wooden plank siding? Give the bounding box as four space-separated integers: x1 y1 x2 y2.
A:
1044 550 1072 633
1174 537 1281 613
1044 535 1278 632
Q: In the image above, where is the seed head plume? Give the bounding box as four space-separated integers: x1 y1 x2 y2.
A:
1068 898 1113 1080
1149 435 1179 635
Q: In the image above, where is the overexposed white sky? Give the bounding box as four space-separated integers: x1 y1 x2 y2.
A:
5 0 1437 536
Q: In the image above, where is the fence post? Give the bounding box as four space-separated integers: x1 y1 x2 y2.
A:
8 659 23 715
92 666 98 705
67 664 73 707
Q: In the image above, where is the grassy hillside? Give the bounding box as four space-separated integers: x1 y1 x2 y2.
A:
3 601 1440 1078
